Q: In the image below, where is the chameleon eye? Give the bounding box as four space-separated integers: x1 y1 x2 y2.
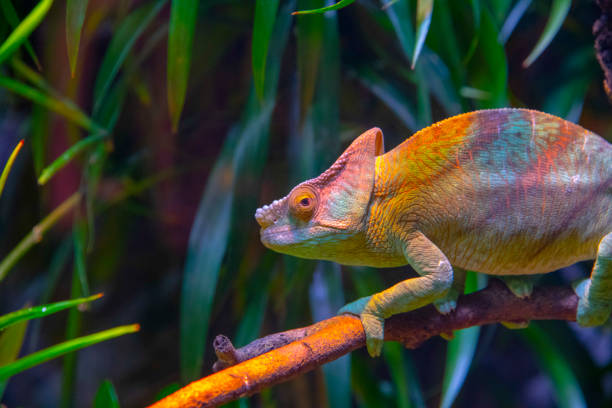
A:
289 185 318 221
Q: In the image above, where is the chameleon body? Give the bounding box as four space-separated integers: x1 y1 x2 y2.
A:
255 109 612 357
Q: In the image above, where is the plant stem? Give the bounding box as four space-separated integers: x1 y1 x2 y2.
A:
0 192 81 283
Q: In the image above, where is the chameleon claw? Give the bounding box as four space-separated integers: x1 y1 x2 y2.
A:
361 311 385 357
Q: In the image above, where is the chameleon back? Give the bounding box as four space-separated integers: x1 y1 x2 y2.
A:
371 109 612 274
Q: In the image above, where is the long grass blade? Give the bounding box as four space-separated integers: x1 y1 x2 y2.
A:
66 0 89 77
38 133 106 185
179 1 293 383
0 324 139 380
439 271 482 408
522 0 571 67
467 9 507 108
412 0 433 68
0 75 104 134
0 0 41 69
0 192 81 282
292 0 354 15
0 314 28 398
0 294 102 331
0 0 53 65
0 139 23 199
167 0 199 132
310 262 350 408
252 0 279 101
94 0 165 114
498 0 532 44
521 325 586 408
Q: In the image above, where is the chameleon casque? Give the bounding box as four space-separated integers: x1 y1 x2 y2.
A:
254 108 612 357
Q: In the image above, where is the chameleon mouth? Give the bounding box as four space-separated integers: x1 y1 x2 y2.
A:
255 196 287 229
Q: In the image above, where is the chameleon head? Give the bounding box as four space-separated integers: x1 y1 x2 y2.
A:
255 128 384 262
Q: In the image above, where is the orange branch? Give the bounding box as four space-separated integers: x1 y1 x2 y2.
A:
149 280 578 408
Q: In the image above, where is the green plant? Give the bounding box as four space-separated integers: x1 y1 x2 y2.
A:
0 0 609 406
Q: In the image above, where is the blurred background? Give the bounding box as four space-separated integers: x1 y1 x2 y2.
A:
0 0 611 407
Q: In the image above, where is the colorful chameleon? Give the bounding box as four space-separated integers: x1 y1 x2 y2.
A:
255 109 612 357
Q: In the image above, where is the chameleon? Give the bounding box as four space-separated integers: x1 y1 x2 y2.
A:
254 108 612 357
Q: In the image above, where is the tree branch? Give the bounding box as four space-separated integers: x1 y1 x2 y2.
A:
149 280 578 408
595 0 612 101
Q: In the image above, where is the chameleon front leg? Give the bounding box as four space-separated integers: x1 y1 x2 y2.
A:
575 232 612 326
344 231 453 357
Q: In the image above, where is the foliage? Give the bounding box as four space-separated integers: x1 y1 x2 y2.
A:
0 0 610 406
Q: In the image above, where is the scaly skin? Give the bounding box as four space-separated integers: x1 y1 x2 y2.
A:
255 109 612 357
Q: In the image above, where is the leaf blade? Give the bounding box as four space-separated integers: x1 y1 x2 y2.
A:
522 0 571 67
412 0 433 68
0 324 140 380
167 0 199 132
0 139 23 199
0 294 102 331
66 0 90 77
252 0 280 100
94 0 165 113
292 0 354 15
0 0 53 65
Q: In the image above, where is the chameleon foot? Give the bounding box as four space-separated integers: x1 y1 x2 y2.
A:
433 284 461 314
339 296 384 357
500 276 534 298
574 278 612 326
338 296 371 316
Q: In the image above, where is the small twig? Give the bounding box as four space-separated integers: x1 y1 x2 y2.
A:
149 280 578 408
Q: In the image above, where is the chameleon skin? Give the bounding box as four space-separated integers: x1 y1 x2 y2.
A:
255 109 612 356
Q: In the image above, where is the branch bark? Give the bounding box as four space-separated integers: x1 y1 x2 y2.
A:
149 280 578 408
595 0 612 101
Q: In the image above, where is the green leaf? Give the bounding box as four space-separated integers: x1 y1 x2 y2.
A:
0 138 23 199
383 342 426 408
0 324 139 380
522 0 571 67
466 9 507 109
385 0 414 58
179 0 294 383
0 313 28 398
0 75 104 135
154 382 181 401
0 0 42 70
297 0 324 119
0 313 28 366
292 0 354 15
167 0 199 132
66 0 89 77
439 271 483 408
0 0 53 65
0 294 102 331
498 0 532 44
94 0 165 114
412 0 433 68
521 325 586 408
94 380 120 408
309 262 350 408
37 133 106 185
252 0 279 101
